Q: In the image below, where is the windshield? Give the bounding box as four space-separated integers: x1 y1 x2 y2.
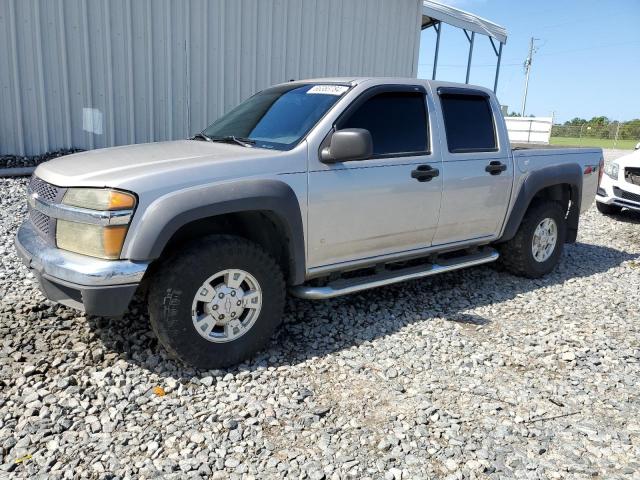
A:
201 83 350 150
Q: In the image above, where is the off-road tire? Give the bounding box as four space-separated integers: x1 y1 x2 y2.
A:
148 235 285 369
596 201 622 215
497 201 567 279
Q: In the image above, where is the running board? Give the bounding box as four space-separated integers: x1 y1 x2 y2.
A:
290 249 499 300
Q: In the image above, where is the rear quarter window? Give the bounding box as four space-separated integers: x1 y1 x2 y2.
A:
440 94 497 153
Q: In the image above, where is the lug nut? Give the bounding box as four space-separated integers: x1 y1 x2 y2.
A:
219 314 225 320
212 305 218 310
218 293 224 299
237 300 242 306
230 291 236 297
231 312 236 317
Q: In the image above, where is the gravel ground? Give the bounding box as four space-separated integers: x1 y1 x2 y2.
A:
1 176 639 479
0 150 83 170
603 149 633 163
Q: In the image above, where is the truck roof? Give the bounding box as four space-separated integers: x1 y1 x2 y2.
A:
278 77 496 96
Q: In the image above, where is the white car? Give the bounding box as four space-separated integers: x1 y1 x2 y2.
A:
596 149 640 214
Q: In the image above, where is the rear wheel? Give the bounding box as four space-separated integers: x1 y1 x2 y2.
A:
148 235 285 369
498 201 567 278
596 201 622 215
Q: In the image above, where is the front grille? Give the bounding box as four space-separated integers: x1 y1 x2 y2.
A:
28 175 62 203
625 167 640 187
27 176 64 244
613 186 640 204
30 209 50 236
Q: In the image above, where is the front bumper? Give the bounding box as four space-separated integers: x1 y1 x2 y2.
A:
14 220 149 316
596 175 640 212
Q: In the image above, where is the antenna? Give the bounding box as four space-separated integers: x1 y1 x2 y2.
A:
521 37 541 116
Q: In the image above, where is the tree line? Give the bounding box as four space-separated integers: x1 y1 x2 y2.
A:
552 117 640 140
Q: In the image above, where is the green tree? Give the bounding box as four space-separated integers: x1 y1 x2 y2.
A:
564 117 587 126
587 116 610 126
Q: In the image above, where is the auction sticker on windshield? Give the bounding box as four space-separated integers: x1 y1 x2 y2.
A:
307 85 350 95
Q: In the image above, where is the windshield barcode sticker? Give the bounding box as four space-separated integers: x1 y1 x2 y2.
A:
307 85 349 96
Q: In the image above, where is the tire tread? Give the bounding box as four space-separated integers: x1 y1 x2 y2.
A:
498 201 566 278
148 235 285 369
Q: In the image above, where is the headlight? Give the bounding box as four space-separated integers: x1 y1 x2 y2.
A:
56 188 136 259
604 162 619 180
57 221 128 259
63 188 136 210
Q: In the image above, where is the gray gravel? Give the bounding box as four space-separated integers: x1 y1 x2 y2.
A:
0 150 83 170
1 176 639 479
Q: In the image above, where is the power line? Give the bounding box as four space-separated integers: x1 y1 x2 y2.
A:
534 40 640 57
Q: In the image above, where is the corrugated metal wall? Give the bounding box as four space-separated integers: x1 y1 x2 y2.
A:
0 0 422 156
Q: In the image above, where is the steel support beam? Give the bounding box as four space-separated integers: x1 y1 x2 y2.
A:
464 30 475 84
432 22 441 80
421 18 506 91
494 42 503 92
489 37 504 93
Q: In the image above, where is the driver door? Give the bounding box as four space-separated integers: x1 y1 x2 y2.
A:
307 85 443 269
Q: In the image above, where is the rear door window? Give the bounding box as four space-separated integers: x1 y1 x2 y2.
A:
338 91 429 156
439 94 497 153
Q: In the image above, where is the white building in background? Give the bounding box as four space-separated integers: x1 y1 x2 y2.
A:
505 117 554 145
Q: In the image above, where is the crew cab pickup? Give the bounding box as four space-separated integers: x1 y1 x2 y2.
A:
15 78 603 368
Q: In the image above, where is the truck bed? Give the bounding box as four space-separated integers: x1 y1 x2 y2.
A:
510 143 602 214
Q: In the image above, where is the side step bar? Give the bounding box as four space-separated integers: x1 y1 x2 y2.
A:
290 249 499 300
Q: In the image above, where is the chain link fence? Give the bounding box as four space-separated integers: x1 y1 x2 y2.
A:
550 122 640 150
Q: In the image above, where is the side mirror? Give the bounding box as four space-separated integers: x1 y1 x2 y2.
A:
320 128 373 163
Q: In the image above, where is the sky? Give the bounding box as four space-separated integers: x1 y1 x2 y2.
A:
417 0 640 123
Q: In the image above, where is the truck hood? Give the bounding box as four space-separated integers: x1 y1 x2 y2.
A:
35 140 286 187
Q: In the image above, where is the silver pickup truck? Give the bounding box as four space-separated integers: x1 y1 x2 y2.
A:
16 77 603 368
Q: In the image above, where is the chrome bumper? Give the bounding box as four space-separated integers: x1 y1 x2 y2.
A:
15 220 148 287
15 220 148 316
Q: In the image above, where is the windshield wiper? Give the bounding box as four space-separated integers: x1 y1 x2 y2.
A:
190 132 213 142
210 135 255 148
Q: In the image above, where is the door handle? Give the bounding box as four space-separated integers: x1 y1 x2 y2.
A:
411 165 440 182
485 161 507 175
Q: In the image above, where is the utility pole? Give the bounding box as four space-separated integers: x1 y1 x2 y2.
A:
521 37 540 117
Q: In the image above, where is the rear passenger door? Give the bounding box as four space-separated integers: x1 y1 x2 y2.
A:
431 87 513 245
307 85 443 269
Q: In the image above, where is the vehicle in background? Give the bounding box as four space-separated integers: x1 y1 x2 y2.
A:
596 149 640 214
16 77 602 369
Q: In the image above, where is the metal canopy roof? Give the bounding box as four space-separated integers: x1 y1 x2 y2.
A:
422 1 507 44
421 0 508 92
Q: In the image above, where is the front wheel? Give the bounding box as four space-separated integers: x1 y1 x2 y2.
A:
596 201 622 215
497 201 567 278
148 235 285 369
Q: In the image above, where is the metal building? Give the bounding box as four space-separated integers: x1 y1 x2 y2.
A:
0 0 507 157
0 0 423 156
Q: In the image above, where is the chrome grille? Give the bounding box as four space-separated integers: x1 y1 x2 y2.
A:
30 209 50 236
613 187 640 204
28 176 62 203
26 176 64 244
